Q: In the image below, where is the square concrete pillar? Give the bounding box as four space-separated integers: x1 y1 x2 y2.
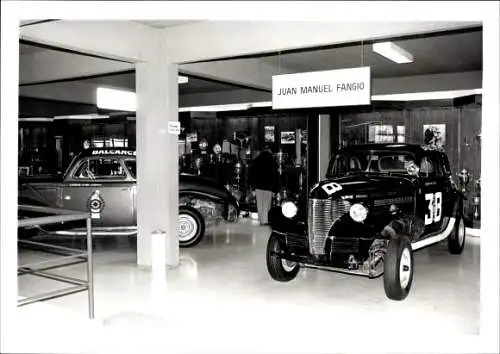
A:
135 60 179 268
318 114 331 179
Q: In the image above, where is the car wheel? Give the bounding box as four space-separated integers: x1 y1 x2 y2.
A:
448 215 466 254
383 235 414 301
266 232 299 282
178 206 205 248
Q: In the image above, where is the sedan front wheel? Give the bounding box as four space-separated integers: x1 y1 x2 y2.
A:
178 206 205 248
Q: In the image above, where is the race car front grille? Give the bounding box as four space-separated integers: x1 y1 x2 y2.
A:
308 198 351 255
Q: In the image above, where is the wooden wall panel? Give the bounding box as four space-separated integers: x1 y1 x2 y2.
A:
337 104 482 222
407 107 460 172
337 107 476 177
185 112 308 155
459 106 482 182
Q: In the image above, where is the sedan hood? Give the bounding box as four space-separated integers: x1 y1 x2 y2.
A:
310 173 416 200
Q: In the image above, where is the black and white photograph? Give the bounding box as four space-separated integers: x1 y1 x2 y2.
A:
186 132 198 143
264 125 275 142
301 129 308 144
280 131 296 144
1 2 499 354
423 123 446 148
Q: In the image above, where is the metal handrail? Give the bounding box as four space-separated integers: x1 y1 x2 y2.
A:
17 205 94 319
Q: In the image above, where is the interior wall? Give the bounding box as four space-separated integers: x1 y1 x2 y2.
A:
338 106 481 176
336 103 482 221
19 96 98 117
184 111 308 156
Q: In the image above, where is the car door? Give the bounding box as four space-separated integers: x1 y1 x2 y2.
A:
417 152 447 237
61 156 135 227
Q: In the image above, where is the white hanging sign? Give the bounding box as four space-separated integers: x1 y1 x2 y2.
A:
168 121 181 135
272 67 371 109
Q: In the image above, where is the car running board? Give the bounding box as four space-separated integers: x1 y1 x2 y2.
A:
411 217 456 251
300 263 384 278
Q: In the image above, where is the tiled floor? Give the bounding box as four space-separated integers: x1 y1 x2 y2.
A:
16 220 480 353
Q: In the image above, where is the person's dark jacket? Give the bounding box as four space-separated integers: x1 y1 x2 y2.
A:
249 150 279 192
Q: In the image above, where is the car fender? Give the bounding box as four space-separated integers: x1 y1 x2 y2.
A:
380 214 425 243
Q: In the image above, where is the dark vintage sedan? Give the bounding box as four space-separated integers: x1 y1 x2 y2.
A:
266 144 470 300
18 148 239 247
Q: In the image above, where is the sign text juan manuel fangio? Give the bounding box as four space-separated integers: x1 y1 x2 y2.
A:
276 82 366 96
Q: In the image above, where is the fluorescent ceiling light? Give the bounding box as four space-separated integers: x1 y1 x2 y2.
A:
250 101 273 108
373 42 413 64
54 114 110 120
179 101 272 112
97 76 187 111
97 87 136 111
372 89 482 101
18 117 54 122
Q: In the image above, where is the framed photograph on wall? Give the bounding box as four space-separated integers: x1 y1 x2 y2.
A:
186 132 198 143
264 126 275 143
369 125 394 143
423 124 446 148
280 131 296 144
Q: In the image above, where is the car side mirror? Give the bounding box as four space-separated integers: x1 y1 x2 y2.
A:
457 169 470 185
406 162 419 176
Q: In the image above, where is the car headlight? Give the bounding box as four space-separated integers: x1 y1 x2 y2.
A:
281 201 298 219
349 203 368 223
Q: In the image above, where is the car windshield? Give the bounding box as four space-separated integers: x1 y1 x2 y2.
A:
326 150 417 178
73 158 126 179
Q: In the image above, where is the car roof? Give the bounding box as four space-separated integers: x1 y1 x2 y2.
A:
78 148 136 158
339 143 443 156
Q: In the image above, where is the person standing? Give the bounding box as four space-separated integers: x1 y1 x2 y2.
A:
249 144 278 225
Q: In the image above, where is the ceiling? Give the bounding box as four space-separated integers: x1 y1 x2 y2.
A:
20 44 46 55
80 71 239 94
260 29 482 78
133 20 204 29
18 26 483 113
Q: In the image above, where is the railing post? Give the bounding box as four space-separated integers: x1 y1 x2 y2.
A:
86 216 94 319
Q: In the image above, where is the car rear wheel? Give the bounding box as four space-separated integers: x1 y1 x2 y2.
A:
384 235 414 301
178 207 205 248
266 232 299 282
448 216 466 254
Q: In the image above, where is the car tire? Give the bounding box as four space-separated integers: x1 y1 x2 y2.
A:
448 215 466 255
266 232 299 282
178 206 205 248
383 235 414 301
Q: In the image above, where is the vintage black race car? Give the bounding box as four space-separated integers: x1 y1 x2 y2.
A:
266 144 470 300
18 148 239 247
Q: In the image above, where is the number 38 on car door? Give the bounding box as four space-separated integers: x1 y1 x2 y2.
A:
425 191 442 225
419 153 450 234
